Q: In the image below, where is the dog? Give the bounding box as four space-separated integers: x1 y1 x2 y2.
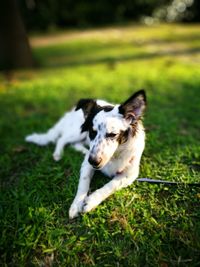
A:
25 90 146 218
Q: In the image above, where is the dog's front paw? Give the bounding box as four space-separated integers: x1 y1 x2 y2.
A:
82 194 101 214
69 200 85 219
69 204 79 219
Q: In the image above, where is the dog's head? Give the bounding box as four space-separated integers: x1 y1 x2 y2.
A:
82 90 146 169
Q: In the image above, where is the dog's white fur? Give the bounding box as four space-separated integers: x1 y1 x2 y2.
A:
25 90 146 218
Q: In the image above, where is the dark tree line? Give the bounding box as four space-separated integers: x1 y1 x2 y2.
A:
19 0 200 32
1 0 199 71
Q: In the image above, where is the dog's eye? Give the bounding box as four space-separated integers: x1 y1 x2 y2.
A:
106 133 117 139
89 129 97 140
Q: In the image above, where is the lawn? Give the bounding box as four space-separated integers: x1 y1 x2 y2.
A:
0 24 200 266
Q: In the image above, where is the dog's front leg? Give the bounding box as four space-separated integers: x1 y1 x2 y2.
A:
83 171 138 213
69 156 94 219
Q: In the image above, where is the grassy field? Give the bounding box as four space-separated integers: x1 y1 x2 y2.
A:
0 24 200 266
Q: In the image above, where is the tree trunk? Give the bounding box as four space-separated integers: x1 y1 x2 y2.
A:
0 0 34 70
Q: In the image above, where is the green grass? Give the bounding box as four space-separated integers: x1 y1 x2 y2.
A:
0 24 200 266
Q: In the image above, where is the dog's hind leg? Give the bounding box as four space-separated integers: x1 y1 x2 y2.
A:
53 134 86 161
71 143 89 155
26 108 87 160
25 110 77 146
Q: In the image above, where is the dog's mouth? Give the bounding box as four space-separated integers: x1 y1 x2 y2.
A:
92 164 103 170
90 161 104 170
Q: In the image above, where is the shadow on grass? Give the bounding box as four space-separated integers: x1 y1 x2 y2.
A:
31 29 200 69
34 47 200 69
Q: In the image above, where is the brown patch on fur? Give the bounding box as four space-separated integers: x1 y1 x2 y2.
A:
117 129 129 145
117 122 138 145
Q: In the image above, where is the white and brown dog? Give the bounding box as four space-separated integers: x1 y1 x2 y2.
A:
26 90 146 218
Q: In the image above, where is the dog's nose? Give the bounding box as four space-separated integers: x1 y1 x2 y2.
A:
88 156 102 167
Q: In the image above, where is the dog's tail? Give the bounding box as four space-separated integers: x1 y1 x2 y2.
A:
25 115 66 146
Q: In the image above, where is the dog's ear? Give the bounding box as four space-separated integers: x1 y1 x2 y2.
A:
119 90 146 124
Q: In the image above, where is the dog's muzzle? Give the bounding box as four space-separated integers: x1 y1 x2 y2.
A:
88 155 102 169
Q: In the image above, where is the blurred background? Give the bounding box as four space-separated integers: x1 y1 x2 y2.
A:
18 0 200 30
0 0 200 70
